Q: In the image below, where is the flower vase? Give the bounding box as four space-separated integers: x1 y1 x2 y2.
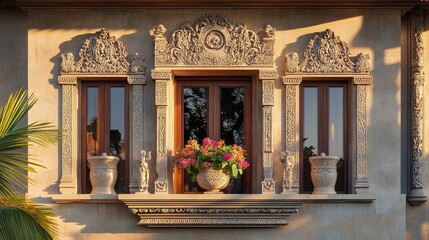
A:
87 153 119 194
196 168 230 194
309 153 340 194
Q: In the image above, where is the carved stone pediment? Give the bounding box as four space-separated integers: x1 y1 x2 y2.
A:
151 15 275 67
285 29 370 74
60 29 146 74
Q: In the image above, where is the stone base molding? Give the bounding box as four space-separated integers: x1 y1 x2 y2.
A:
119 194 303 227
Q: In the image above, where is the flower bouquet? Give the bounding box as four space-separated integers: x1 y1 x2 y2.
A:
174 138 249 184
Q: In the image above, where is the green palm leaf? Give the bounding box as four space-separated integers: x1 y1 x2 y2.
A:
0 88 61 240
0 196 58 240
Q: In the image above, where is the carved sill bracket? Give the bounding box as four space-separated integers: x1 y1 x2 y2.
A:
119 195 303 227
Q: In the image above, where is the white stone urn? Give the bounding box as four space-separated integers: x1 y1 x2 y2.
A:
196 168 230 193
87 153 119 194
309 153 340 194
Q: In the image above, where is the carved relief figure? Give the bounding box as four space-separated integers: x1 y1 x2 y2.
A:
60 53 75 73
280 151 296 192
137 150 151 193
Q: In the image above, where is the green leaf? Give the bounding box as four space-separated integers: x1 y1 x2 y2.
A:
232 164 238 178
0 196 58 240
238 168 243 175
212 161 219 170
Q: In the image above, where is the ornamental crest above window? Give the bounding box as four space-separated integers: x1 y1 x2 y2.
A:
150 15 275 67
285 29 371 74
60 28 146 74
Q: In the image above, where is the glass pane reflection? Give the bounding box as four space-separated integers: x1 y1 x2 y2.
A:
303 87 318 192
328 87 344 158
221 87 245 193
110 87 126 193
86 87 98 156
183 87 208 143
220 87 245 146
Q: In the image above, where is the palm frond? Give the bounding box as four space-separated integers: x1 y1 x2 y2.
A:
0 88 61 240
0 196 58 240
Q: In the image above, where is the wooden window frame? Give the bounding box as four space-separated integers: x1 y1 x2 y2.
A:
299 79 352 194
174 76 253 194
81 81 130 194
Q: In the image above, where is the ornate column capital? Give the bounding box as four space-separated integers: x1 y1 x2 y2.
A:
353 77 373 85
151 70 172 81
58 76 78 85
127 75 147 85
259 70 278 80
282 76 302 85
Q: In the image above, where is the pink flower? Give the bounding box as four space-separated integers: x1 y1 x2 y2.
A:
238 160 249 170
223 153 233 161
201 162 212 168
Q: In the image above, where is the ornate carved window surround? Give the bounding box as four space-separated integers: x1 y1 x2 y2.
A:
56 29 147 195
283 29 373 194
110 16 375 228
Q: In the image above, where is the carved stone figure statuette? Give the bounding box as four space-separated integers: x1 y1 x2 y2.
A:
136 150 151 193
280 151 296 193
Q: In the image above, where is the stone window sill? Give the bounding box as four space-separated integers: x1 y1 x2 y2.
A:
51 193 375 227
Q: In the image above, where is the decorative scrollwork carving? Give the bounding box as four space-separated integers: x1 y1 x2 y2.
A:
152 15 274 66
285 29 371 74
60 29 145 74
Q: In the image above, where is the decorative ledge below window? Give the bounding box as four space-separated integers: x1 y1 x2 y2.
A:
51 194 375 227
118 194 375 227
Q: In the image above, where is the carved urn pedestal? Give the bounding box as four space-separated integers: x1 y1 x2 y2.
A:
309 153 340 194
196 168 230 194
87 153 119 194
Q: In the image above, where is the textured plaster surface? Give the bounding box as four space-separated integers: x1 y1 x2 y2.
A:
0 8 414 239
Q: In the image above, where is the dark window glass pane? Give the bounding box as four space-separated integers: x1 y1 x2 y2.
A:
183 87 208 143
220 87 245 146
303 87 318 192
110 87 126 193
328 87 344 158
220 87 245 193
329 87 345 192
86 87 98 156
183 87 207 193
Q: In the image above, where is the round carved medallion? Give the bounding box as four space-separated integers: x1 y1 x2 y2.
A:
93 41 112 64
204 30 225 50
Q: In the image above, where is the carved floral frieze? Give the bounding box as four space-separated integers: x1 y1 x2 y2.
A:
151 15 275 67
60 29 145 74
285 29 371 74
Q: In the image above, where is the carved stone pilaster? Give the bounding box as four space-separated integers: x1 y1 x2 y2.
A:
262 107 275 193
155 106 168 193
285 84 299 192
262 80 275 106
58 83 77 194
354 84 369 191
155 81 168 106
408 7 427 205
129 84 144 193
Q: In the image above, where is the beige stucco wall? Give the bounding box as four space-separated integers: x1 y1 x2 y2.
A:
0 7 421 239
